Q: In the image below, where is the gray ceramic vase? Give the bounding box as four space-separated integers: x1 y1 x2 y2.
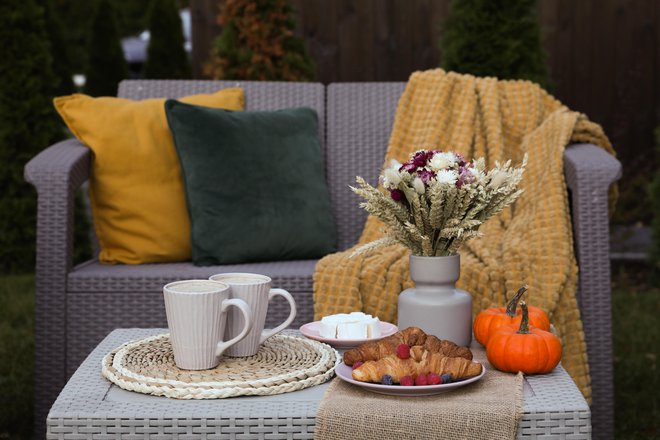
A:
397 254 472 346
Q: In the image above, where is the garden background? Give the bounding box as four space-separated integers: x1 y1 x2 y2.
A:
0 0 658 438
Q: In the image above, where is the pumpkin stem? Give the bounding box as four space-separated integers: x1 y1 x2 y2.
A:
517 301 530 334
505 285 528 317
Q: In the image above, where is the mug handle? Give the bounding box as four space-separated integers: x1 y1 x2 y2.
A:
215 298 253 357
260 288 297 343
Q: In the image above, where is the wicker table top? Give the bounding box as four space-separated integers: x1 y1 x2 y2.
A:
47 328 591 439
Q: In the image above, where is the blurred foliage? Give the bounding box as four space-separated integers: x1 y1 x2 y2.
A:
0 275 35 439
650 127 660 285
611 262 660 438
611 157 655 225
0 0 62 273
53 0 189 73
206 0 315 81
144 0 191 79
43 0 75 95
441 0 549 88
84 0 128 97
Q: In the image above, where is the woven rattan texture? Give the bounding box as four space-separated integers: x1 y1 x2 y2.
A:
47 329 591 440
102 333 338 399
117 80 325 148
564 144 621 440
326 83 407 251
26 81 620 440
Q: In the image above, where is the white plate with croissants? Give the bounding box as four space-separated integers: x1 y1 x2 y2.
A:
336 326 486 396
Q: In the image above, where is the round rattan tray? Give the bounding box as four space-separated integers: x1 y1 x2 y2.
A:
102 333 339 399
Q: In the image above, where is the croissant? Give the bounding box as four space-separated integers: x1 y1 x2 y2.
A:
352 347 482 383
343 326 473 366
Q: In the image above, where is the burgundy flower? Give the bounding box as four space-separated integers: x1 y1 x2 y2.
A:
412 151 431 168
390 189 404 201
417 169 436 184
399 161 417 173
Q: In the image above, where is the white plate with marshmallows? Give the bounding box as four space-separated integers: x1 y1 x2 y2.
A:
300 312 397 348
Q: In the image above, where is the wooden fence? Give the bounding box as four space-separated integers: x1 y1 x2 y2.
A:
191 0 660 219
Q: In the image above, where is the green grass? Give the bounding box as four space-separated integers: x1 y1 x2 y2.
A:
0 268 658 439
0 274 34 440
612 264 660 439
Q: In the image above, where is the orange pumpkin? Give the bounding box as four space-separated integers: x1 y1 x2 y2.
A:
486 301 562 374
473 285 550 346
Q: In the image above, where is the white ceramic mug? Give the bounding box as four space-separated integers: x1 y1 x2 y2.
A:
163 279 253 370
209 273 296 357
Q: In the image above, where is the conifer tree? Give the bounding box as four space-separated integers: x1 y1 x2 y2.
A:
0 0 61 273
84 0 128 96
441 0 549 87
206 0 315 81
43 0 75 95
144 0 191 79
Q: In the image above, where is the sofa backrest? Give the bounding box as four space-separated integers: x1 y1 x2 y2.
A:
325 83 406 250
116 80 407 253
118 80 326 147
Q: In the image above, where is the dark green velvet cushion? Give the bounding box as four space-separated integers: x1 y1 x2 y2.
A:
165 100 336 265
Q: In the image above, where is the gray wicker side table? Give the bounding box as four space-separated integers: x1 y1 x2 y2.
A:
47 329 591 439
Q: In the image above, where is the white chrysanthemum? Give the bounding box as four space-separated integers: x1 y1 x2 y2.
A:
412 177 425 194
436 169 458 185
383 168 401 187
428 152 456 171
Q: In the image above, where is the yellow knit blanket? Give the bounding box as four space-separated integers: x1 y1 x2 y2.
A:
313 69 615 401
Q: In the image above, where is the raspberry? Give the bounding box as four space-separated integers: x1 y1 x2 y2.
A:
400 375 414 386
381 374 394 385
352 361 364 370
441 373 453 384
427 373 442 385
396 344 410 359
414 373 428 386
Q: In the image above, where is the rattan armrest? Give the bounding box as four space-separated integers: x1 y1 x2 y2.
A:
563 142 621 439
24 138 91 433
564 143 621 191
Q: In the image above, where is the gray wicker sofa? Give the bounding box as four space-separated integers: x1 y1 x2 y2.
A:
25 80 621 439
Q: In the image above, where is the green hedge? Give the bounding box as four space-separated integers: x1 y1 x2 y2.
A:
84 0 128 97
441 0 549 88
144 0 190 79
0 0 62 273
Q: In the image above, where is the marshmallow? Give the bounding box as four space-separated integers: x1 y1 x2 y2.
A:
319 312 381 339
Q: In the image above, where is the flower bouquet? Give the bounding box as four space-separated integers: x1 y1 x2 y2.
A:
351 149 527 257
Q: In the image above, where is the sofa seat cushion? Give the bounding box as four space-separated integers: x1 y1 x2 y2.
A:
67 259 318 293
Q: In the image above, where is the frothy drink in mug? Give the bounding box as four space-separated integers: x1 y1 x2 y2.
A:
163 280 253 370
209 273 296 357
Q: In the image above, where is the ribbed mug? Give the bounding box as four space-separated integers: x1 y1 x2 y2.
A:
210 272 296 357
163 279 253 369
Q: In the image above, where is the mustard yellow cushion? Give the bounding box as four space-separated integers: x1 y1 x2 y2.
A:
54 88 244 264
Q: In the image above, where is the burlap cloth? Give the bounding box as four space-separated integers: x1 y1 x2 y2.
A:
315 347 522 440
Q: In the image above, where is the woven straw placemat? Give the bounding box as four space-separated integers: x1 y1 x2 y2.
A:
102 333 339 399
